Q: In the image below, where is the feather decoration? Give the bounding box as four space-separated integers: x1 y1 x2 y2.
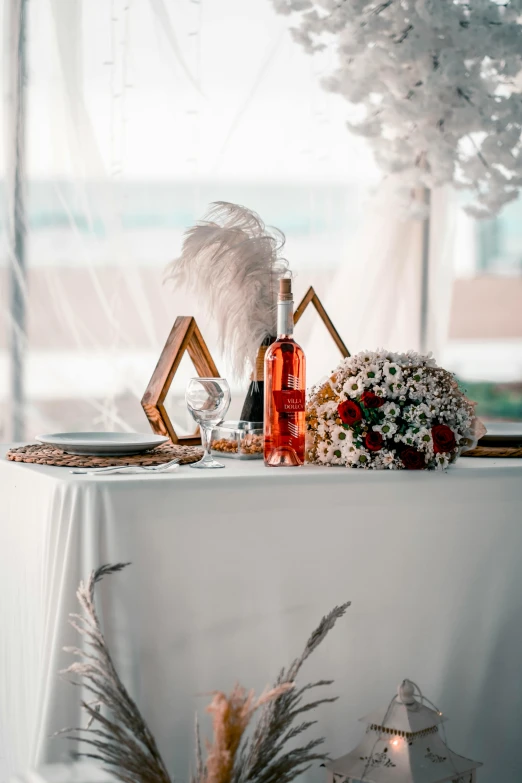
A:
165 202 289 379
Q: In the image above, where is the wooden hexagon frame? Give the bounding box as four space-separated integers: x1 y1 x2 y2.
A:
141 316 219 446
294 286 350 358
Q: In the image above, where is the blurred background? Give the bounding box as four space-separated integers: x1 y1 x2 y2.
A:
1 0 522 442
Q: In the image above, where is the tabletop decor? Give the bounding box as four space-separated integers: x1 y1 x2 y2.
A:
210 420 263 459
306 349 483 470
273 0 522 219
142 316 220 446
326 678 481 783
463 444 522 459
35 432 169 457
166 201 289 425
464 420 522 456
59 562 350 783
264 276 307 467
186 377 231 469
165 202 349 425
6 442 203 468
294 286 349 360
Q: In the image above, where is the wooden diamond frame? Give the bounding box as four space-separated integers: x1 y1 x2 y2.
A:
294 286 350 358
141 316 219 446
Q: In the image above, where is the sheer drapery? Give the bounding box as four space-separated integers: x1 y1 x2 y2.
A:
1 0 379 441
0 1 469 780
0 0 461 438
305 183 457 385
1 1 513 443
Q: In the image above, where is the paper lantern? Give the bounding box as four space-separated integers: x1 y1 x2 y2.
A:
326 680 482 783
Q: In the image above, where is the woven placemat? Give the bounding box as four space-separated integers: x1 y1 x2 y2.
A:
6 442 203 468
463 445 522 458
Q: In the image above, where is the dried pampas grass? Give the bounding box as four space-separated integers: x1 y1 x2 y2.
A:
58 563 171 783
231 601 351 783
201 684 294 783
60 563 350 783
165 202 289 379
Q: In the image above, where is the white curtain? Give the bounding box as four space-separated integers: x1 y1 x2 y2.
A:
305 183 457 385
1 0 380 442
0 0 462 430
0 0 459 442
0 2 464 781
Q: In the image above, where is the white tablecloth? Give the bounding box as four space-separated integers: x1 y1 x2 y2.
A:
2 451 522 783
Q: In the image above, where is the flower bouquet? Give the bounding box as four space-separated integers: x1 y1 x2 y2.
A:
306 350 483 470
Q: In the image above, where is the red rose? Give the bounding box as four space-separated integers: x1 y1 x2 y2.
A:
360 391 384 409
338 400 362 426
400 446 426 470
432 424 456 454
365 431 383 452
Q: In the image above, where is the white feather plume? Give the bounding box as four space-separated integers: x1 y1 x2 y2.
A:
165 201 289 378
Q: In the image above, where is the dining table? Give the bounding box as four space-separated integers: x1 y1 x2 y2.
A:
1 449 522 783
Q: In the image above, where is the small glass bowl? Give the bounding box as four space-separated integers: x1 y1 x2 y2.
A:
210 420 263 460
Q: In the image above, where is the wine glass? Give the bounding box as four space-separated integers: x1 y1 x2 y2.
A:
185 377 231 469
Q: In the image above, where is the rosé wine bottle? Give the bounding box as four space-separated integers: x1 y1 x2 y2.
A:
264 277 306 467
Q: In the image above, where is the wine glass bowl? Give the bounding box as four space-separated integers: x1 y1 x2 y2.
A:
186 378 231 469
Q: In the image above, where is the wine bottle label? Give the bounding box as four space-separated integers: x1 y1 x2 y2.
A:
273 390 305 412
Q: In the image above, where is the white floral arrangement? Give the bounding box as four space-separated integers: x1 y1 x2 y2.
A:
272 0 522 218
306 350 482 470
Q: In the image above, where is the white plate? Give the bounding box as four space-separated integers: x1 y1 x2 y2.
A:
35 432 169 456
480 422 522 444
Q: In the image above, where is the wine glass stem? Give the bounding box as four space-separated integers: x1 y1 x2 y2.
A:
200 424 212 462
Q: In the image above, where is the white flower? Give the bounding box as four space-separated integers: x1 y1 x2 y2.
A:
408 368 424 384
316 442 332 464
361 363 383 385
321 399 340 417
415 403 432 423
434 452 451 470
403 403 431 427
381 450 397 467
332 425 353 448
397 429 417 447
273 0 522 217
349 448 371 468
372 384 388 400
316 420 329 438
326 444 344 465
343 376 365 398
383 362 402 381
383 401 400 419
414 427 433 449
374 421 397 438
385 378 406 398
341 436 357 458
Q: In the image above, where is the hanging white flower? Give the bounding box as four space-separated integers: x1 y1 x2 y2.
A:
272 0 522 218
